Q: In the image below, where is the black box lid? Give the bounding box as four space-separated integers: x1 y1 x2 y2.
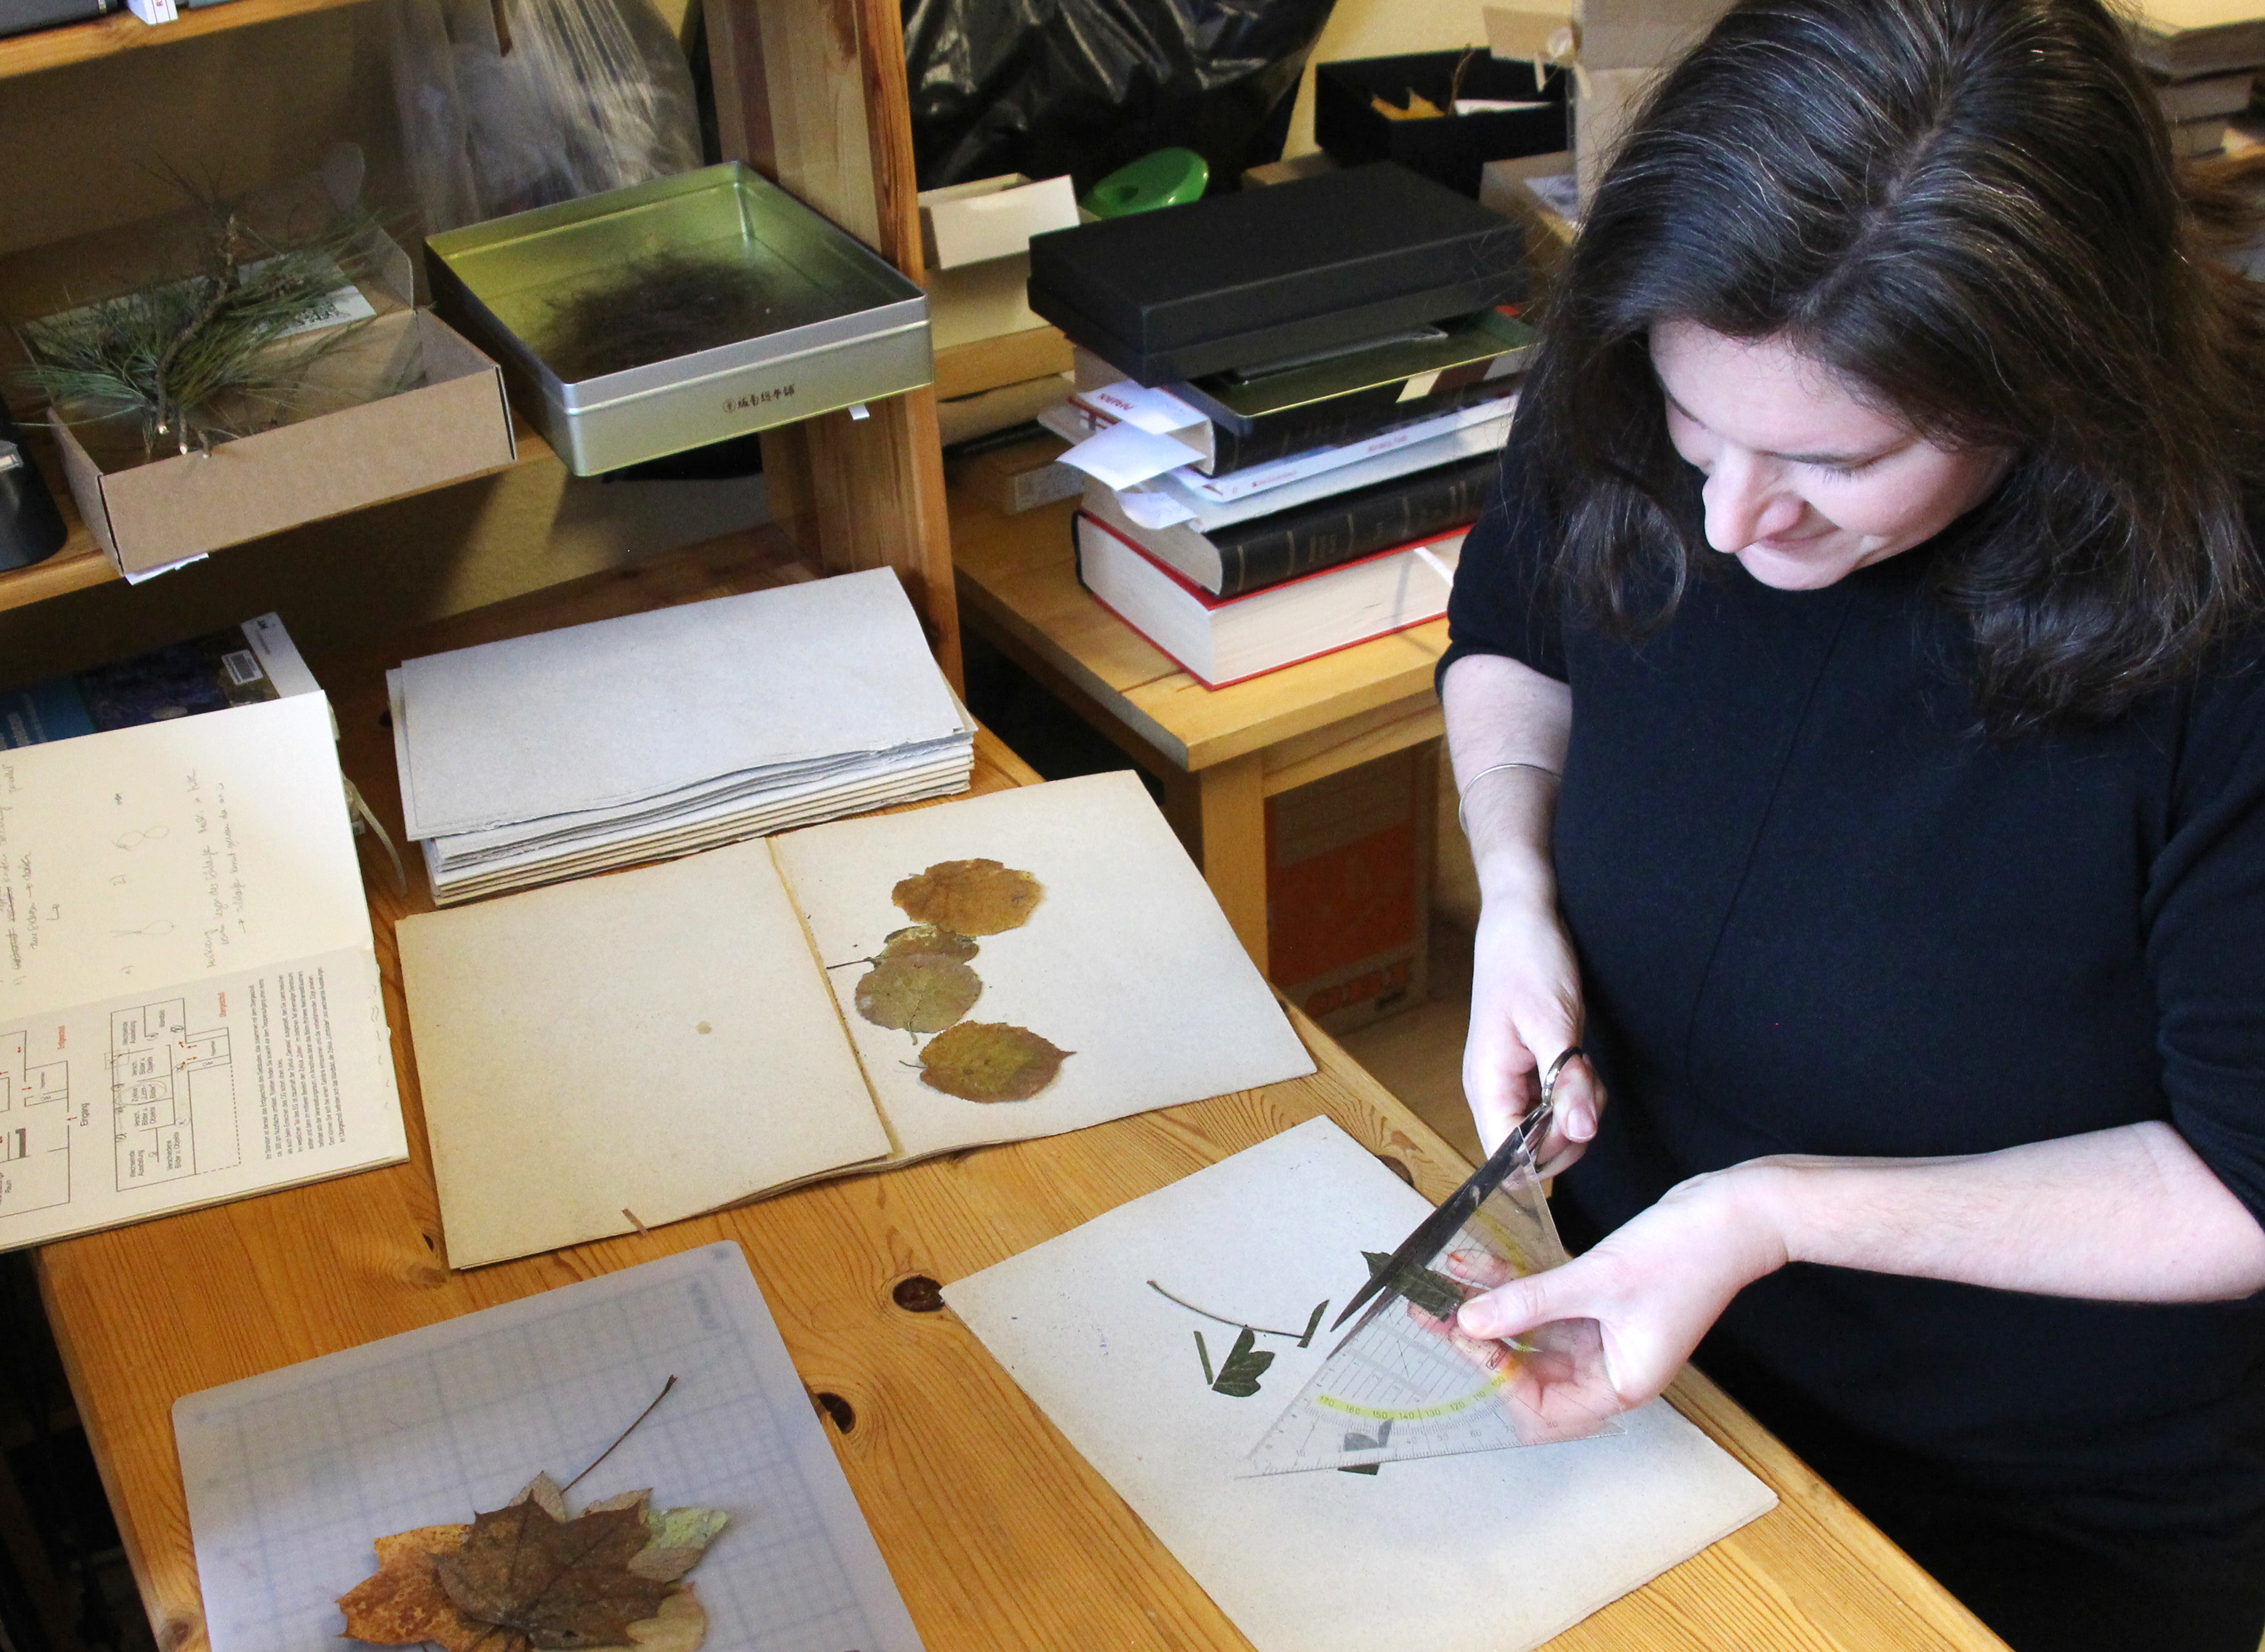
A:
1026 163 1524 385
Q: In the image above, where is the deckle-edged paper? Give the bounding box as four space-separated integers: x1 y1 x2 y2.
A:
397 840 890 1268
0 695 406 1249
398 771 1313 1267
942 1117 1777 1652
396 567 966 839
772 770 1315 1162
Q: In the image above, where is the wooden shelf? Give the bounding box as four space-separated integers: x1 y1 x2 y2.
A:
0 417 556 616
0 0 377 82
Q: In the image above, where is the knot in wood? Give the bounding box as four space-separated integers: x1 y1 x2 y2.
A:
891 1274 945 1313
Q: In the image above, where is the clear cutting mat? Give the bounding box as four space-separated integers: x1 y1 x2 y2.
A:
173 1243 924 1652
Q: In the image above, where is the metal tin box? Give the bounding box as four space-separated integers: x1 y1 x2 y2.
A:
427 163 932 476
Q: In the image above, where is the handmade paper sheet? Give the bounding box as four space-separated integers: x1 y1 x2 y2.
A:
944 1117 1777 1652
771 770 1316 1162
397 838 890 1268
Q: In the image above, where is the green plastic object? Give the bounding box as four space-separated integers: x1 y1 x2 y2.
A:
1080 148 1210 218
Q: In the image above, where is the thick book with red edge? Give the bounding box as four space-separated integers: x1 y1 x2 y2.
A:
1073 510 1464 689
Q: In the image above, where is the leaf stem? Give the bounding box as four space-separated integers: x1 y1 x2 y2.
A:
1146 1280 1323 1341
561 1374 677 1495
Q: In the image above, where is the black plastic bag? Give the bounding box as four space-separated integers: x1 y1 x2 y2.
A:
903 0 1339 194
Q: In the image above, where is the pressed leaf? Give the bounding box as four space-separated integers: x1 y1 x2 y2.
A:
1209 1327 1275 1397
342 1510 715 1652
878 924 979 962
631 1507 730 1583
918 1021 1070 1102
435 1499 674 1649
854 955 982 1033
891 859 1043 935
1361 1249 1469 1323
338 1523 476 1649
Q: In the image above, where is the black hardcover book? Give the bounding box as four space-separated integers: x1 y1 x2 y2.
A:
0 0 111 38
1206 375 1514 476
1087 452 1500 599
1210 453 1498 594
1028 163 1524 385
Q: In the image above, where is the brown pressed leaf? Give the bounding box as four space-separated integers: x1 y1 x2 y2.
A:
342 1509 720 1652
338 1523 475 1648
854 954 982 1032
878 924 979 962
918 1021 1070 1102
435 1499 674 1649
891 859 1043 935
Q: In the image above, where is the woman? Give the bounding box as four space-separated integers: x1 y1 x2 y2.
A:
1438 1 2265 1648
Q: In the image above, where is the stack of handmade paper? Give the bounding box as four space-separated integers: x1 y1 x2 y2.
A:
390 569 973 904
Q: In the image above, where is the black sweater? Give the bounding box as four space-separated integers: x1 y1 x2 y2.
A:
1442 461 2265 1533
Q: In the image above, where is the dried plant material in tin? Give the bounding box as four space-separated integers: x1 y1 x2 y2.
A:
853 953 982 1034
891 859 1043 936
877 924 979 963
918 1021 1068 1102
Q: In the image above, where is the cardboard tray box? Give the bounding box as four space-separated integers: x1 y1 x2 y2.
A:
1314 51 1570 198
1025 163 1525 387
2 148 517 577
55 311 514 577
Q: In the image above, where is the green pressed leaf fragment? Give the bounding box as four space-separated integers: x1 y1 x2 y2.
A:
1208 1326 1275 1397
1360 1250 1469 1323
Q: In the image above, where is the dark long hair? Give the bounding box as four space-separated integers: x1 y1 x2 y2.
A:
1519 0 2265 731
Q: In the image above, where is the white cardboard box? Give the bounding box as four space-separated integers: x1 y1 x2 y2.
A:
918 173 1080 269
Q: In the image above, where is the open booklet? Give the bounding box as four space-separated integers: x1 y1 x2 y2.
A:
0 695 406 1251
397 771 1318 1268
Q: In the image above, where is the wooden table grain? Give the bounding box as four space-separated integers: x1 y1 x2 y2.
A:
35 532 2006 1652
951 464 1452 975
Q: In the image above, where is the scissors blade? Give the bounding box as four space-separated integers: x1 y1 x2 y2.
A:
1326 1046 1581 1334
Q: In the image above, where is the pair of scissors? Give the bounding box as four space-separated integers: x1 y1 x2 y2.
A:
1327 1046 1583 1334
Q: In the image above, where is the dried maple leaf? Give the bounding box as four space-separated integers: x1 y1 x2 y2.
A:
435 1499 674 1649
338 1523 476 1649
854 953 982 1033
341 1502 725 1652
891 859 1043 935
917 1021 1070 1101
878 924 979 962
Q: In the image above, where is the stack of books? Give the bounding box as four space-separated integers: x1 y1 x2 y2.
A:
1025 163 1529 686
390 569 974 904
2130 0 2265 154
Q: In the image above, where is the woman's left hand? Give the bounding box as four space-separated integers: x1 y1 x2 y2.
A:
1454 1167 1789 1410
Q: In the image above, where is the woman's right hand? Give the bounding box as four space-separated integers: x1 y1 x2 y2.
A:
1463 892 1601 1175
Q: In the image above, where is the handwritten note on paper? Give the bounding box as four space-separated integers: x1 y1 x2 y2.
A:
0 695 368 1017
0 697 405 1251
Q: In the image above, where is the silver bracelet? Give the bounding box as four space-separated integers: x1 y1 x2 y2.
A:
1455 760 1562 839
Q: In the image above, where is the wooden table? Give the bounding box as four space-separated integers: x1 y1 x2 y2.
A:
33 534 2005 1652
951 469 1451 975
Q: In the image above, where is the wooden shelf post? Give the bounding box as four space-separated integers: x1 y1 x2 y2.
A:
704 0 964 689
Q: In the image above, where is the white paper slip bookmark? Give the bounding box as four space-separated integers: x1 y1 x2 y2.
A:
175 1243 925 1652
944 1118 1776 1652
1058 418 1207 490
